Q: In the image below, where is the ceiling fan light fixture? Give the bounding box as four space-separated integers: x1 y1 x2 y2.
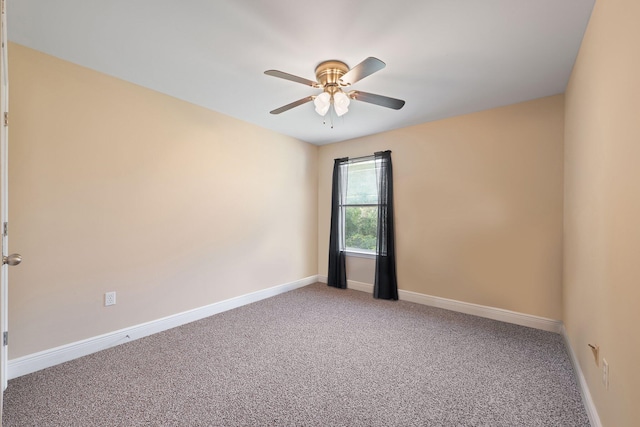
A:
314 92 331 116
265 57 405 117
333 91 350 117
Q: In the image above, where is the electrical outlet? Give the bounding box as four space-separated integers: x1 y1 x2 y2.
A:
602 358 609 390
105 291 116 307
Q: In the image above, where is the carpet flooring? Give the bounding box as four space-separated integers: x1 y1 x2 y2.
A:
2 283 590 426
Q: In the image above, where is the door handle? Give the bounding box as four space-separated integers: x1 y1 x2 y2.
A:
2 254 22 266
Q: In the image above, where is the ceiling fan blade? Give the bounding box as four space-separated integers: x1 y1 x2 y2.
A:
269 96 314 114
349 91 405 110
340 57 386 86
264 70 319 87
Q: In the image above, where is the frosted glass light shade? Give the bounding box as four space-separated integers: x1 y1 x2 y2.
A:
333 91 350 117
314 92 331 116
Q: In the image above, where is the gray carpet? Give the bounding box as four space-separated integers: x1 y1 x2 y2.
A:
3 283 590 426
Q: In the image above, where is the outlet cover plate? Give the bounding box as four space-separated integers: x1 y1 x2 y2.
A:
105 291 116 306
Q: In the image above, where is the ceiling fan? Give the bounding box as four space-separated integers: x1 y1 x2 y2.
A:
264 57 405 117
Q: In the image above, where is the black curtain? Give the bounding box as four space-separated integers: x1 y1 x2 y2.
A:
373 151 398 300
327 158 348 289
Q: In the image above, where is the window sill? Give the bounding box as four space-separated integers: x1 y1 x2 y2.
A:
345 250 376 260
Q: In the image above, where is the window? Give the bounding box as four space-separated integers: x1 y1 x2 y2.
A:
328 150 397 297
342 159 378 253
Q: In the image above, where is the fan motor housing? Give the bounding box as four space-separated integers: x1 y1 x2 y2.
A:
315 60 349 94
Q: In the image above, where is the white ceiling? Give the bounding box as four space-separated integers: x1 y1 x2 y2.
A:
8 0 594 145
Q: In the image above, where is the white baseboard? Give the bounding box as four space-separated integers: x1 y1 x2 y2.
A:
8 275 318 380
561 325 602 427
399 288 562 333
317 275 561 333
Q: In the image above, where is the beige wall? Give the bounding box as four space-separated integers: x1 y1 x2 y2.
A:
564 0 640 425
8 43 318 358
318 95 565 320
346 256 375 285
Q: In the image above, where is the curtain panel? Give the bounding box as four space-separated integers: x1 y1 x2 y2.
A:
327 158 348 289
374 150 398 300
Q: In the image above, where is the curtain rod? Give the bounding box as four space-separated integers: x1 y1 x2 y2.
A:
334 150 392 162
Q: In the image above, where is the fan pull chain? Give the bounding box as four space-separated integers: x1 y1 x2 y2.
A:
321 104 345 129
321 106 335 128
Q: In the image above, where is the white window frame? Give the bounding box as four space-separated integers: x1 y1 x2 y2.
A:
341 157 378 257
345 249 377 259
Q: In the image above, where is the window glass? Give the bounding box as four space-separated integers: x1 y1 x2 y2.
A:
343 160 378 252
345 161 378 205
345 206 377 251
